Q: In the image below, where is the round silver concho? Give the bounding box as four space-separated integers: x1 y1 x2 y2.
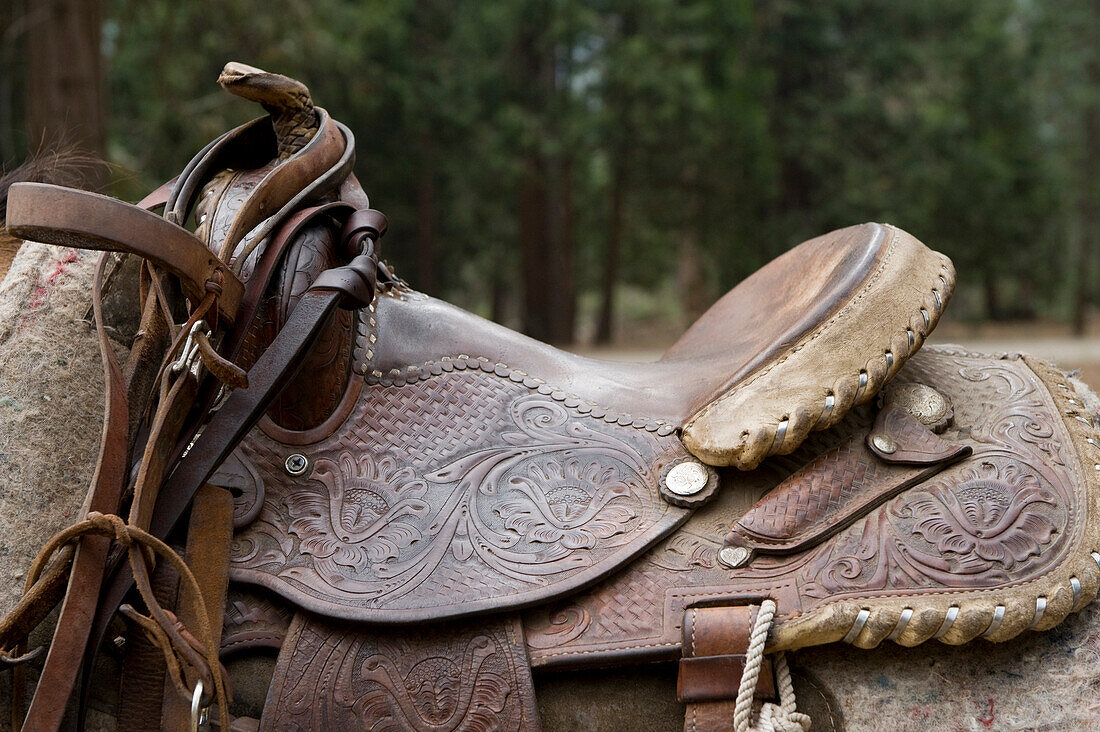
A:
664 460 710 496
871 435 898 454
883 382 952 430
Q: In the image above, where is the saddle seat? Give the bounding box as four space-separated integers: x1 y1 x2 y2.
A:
369 221 953 469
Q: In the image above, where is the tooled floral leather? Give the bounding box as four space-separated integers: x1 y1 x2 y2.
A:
261 612 540 732
522 346 1092 665
229 364 694 622
221 587 293 656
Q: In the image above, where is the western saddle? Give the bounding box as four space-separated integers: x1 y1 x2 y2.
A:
2 63 1098 731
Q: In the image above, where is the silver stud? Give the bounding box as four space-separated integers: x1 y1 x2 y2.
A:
884 350 894 369
718 546 752 569
872 435 898 454
284 453 309 476
933 289 942 308
1092 551 1100 571
933 606 959 639
769 419 789 455
982 605 1006 638
1028 597 1047 630
886 608 913 642
816 394 835 428
843 609 871 644
664 461 710 496
920 308 930 327
1071 577 1082 607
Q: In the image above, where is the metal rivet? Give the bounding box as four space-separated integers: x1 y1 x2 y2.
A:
1071 577 1082 607
872 435 898 454
285 454 309 476
718 546 752 569
843 609 871 644
665 461 710 496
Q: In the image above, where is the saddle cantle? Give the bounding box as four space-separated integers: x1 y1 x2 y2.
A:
2 63 1098 732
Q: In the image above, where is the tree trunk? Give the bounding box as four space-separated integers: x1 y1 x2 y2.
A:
595 157 626 344
519 154 552 340
1072 47 1100 336
416 164 439 295
26 0 105 189
546 156 576 344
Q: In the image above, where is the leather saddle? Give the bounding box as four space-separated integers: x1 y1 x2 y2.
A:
3 63 1099 731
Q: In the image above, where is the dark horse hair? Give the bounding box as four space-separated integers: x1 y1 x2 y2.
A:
0 148 106 275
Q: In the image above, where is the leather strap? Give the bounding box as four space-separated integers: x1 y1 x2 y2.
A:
162 485 235 730
679 605 775 732
6 183 244 322
726 403 971 557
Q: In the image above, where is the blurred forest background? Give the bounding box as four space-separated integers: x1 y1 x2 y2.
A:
3 0 1100 347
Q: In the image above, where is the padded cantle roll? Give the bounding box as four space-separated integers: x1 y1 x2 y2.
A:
677 223 954 469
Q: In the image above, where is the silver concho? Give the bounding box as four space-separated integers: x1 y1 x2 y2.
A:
883 382 952 432
664 461 710 496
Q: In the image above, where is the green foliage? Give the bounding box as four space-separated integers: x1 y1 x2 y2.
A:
99 0 1098 330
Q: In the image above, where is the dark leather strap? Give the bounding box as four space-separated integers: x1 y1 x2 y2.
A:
6 183 244 322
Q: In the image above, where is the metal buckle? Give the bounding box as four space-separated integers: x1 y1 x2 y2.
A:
170 320 212 379
190 679 209 731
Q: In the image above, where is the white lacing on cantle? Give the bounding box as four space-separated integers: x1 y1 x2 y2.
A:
733 600 811 732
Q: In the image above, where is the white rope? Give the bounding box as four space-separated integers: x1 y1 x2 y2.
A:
732 599 812 732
